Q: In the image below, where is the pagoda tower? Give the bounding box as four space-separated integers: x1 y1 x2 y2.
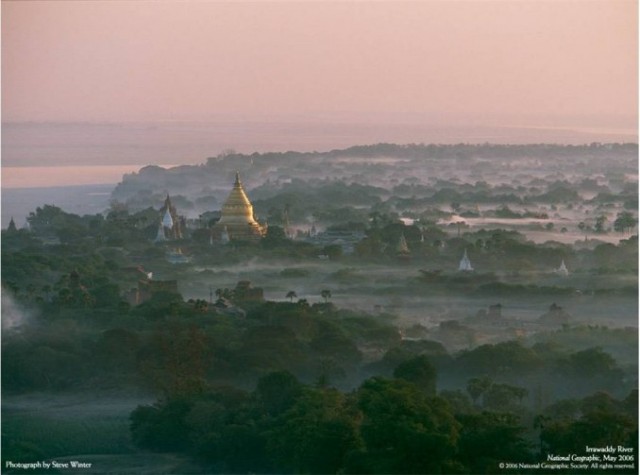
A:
7 217 17 233
396 233 410 255
154 221 168 243
159 194 183 240
282 206 293 239
212 172 265 241
458 249 474 272
555 260 569 276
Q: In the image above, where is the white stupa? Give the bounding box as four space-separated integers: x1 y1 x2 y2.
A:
555 260 569 276
153 221 167 243
221 226 230 244
162 209 174 229
458 249 474 272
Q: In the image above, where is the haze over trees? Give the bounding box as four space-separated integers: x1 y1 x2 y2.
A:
2 142 637 473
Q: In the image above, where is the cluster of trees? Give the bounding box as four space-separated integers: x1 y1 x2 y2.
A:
129 366 637 474
4 289 634 412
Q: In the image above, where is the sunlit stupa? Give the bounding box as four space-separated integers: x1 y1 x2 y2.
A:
211 172 266 241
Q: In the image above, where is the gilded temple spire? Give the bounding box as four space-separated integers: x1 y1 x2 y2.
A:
212 172 265 241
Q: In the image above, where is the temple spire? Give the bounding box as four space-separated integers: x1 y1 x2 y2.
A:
396 233 410 255
555 260 569 276
458 249 474 272
7 217 17 233
212 172 265 241
162 209 174 229
154 221 167 243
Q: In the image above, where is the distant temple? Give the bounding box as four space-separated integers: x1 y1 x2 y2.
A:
282 206 294 239
154 222 167 243
233 280 264 302
396 233 410 255
7 217 17 233
166 248 191 264
539 303 571 325
126 278 179 306
554 260 569 276
155 194 184 241
458 249 474 272
211 172 266 241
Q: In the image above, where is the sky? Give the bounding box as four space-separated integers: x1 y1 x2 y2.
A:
2 0 638 128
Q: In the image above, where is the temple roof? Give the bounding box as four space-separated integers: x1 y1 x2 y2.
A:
217 172 260 226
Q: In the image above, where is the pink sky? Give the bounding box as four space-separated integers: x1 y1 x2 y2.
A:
2 1 638 129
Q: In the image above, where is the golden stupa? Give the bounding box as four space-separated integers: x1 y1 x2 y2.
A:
212 172 266 241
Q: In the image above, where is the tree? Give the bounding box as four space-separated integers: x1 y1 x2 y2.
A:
562 347 622 380
393 355 437 396
139 323 209 398
262 225 289 248
457 342 542 378
577 221 589 240
466 376 493 405
353 377 459 474
256 371 302 416
320 289 332 303
613 211 637 234
482 383 528 412
594 215 607 233
541 393 637 454
267 387 359 474
286 290 297 302
457 412 532 473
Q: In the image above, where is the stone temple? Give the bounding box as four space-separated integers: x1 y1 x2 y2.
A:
211 172 266 242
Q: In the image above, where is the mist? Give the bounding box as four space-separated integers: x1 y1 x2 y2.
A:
1 289 32 331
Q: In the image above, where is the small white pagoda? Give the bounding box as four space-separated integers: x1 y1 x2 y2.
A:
555 260 569 276
458 249 474 272
162 208 174 229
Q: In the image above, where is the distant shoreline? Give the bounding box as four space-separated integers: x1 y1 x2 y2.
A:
3 121 637 168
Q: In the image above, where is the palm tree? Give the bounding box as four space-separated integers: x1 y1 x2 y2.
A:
320 289 332 303
286 290 297 302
